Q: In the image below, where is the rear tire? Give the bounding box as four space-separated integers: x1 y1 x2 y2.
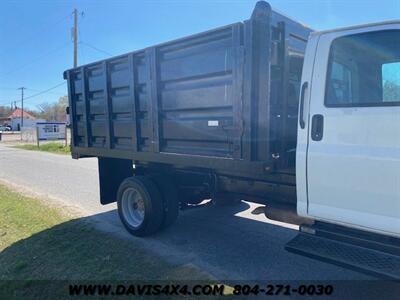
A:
151 175 179 228
117 176 164 237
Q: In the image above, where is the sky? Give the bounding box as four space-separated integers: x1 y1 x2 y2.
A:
0 0 399 111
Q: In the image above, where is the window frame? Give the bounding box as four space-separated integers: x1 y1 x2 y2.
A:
324 29 400 108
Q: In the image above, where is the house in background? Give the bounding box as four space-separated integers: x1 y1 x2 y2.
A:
0 108 45 131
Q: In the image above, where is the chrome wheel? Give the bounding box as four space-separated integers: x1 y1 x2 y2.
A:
121 187 145 228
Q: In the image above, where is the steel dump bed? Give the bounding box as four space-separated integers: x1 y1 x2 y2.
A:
64 2 312 184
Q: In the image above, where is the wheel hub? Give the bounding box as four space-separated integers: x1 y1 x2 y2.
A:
121 187 145 228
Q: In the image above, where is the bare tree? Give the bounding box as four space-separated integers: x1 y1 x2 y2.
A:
36 96 68 122
0 106 12 118
383 81 400 102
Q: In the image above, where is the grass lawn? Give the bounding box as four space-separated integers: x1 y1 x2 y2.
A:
0 184 211 299
13 142 70 155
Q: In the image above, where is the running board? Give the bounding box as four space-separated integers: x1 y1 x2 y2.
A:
285 222 400 279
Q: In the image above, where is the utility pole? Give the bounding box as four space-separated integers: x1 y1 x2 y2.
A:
73 8 78 67
17 87 26 127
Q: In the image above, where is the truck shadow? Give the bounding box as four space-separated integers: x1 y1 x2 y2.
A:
1 200 370 283
86 200 371 280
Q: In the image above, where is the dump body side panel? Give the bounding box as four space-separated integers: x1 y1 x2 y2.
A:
67 51 151 152
67 24 245 159
65 4 312 187
157 25 243 158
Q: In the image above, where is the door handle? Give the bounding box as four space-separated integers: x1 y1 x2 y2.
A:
311 114 324 141
299 82 308 129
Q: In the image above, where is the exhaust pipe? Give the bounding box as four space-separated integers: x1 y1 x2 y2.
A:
264 203 313 225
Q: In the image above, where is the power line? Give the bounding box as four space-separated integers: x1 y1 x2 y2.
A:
0 42 71 78
0 11 79 80
0 13 71 56
81 41 114 57
24 82 67 101
0 82 66 106
0 86 63 94
22 87 65 96
0 12 73 109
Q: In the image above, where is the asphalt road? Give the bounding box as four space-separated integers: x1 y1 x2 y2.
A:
0 144 371 281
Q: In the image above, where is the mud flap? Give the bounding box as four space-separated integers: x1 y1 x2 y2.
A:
98 157 133 204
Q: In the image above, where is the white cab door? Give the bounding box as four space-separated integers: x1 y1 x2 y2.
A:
305 25 400 236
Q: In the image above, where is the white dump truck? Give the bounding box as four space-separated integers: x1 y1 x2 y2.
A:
64 1 400 279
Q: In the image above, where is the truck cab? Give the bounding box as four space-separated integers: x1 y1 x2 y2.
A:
288 22 400 278
297 22 400 237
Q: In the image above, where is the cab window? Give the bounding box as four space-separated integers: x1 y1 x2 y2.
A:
325 30 400 107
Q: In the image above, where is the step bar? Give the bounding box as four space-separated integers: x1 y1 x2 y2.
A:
285 222 400 279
